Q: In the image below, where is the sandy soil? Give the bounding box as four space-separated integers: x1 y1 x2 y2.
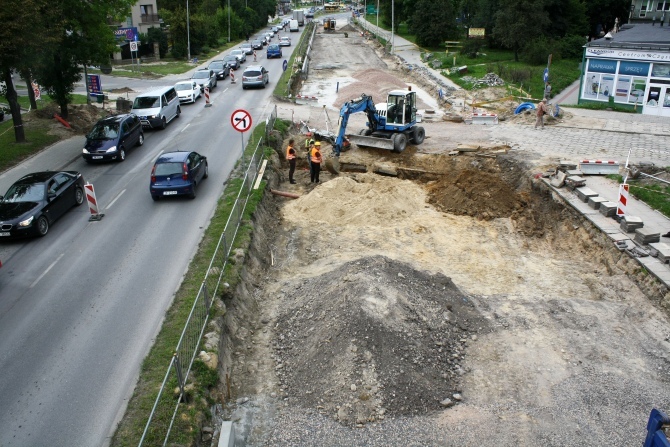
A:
219 23 670 447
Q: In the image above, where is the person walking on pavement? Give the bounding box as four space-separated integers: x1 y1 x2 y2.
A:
535 98 548 129
310 141 323 183
286 138 297 184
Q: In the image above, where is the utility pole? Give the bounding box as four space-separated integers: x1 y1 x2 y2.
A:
228 0 231 42
187 0 191 61
391 0 394 53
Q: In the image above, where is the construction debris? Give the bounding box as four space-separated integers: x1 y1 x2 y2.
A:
461 73 505 88
620 215 644 233
634 227 659 245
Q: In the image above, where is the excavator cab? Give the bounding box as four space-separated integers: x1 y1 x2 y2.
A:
385 90 416 126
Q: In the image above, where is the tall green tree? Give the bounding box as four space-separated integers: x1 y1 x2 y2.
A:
408 0 458 47
583 0 630 36
34 0 134 119
0 0 59 143
493 0 550 61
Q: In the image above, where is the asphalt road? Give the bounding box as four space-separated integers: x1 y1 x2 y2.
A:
0 24 303 447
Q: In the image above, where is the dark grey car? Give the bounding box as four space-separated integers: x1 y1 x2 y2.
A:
208 60 230 80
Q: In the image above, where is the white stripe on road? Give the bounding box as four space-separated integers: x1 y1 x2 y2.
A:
106 189 126 210
30 253 65 289
181 123 190 133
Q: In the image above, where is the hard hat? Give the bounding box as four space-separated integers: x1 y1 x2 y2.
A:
315 141 321 146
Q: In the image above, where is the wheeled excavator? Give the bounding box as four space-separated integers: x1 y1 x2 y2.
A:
331 89 426 156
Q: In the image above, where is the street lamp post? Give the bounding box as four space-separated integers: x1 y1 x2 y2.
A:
391 0 394 53
187 0 191 61
228 0 231 42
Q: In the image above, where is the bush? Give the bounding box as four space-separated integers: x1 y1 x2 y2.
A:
461 39 483 58
558 34 588 59
522 36 551 65
507 67 532 84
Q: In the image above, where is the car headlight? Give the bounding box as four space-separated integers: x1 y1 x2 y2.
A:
105 146 118 153
83 148 90 154
148 115 156 119
19 216 34 227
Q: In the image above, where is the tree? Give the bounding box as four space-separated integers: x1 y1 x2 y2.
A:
493 0 550 61
0 0 58 143
408 0 458 47
34 0 134 119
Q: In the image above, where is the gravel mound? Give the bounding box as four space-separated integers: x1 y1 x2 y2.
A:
271 256 490 426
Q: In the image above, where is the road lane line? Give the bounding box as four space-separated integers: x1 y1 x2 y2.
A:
181 123 190 133
106 189 126 210
30 253 65 288
151 150 164 163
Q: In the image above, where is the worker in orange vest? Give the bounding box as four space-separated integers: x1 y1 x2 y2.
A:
286 138 297 184
310 141 322 183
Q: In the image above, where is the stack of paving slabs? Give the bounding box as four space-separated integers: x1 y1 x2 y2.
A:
575 187 598 202
588 196 608 210
558 161 578 171
648 242 670 263
620 215 644 233
566 176 587 189
634 227 660 245
599 201 618 217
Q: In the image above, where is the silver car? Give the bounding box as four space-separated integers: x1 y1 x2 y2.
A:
230 49 247 64
191 69 217 91
240 42 253 55
241 65 269 89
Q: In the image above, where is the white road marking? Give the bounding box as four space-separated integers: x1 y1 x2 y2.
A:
106 189 126 210
30 253 65 289
151 150 164 163
181 123 190 133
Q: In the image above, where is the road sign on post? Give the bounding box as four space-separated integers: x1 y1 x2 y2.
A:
543 68 549 83
283 59 288 72
231 109 252 156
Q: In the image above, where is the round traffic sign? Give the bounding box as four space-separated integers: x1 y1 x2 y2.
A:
130 41 139 52
282 59 288 72
231 109 252 132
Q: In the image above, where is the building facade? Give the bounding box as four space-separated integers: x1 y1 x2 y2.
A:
580 23 670 116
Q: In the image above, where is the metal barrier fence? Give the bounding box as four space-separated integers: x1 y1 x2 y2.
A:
138 131 267 447
287 22 317 95
355 17 392 45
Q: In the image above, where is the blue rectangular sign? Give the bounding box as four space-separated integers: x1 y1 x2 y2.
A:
619 61 650 76
588 58 617 74
114 27 138 41
87 75 102 94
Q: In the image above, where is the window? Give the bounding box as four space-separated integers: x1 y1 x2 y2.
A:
657 1 670 10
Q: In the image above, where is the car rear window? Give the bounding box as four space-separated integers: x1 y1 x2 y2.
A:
175 83 192 91
244 70 261 77
269 45 279 50
154 162 184 176
192 71 209 79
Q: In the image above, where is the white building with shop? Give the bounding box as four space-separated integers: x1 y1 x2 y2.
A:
581 23 670 116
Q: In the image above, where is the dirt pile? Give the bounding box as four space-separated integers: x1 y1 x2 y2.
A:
32 103 104 135
271 255 490 426
335 68 409 107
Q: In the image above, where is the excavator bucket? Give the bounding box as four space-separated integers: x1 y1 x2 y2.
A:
325 156 340 175
347 134 395 151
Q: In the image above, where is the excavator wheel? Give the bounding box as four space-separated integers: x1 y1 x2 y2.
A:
391 133 407 153
359 128 372 136
411 126 425 145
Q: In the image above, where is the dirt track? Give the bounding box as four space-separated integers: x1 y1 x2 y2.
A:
220 24 670 446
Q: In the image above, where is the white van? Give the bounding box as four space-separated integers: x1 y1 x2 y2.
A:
289 19 299 32
131 86 181 130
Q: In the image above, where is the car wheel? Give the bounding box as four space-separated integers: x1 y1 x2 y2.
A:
160 117 167 130
176 106 181 117
136 132 145 147
74 186 84 206
118 147 126 162
151 195 160 201
203 162 209 179
36 216 49 237
189 182 197 199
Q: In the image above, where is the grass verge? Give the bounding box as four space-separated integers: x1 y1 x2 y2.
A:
110 120 283 447
274 22 316 98
607 173 670 218
0 118 60 173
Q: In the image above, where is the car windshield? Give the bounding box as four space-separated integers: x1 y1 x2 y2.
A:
155 162 184 176
192 71 209 79
245 70 261 77
241 44 251 49
252 40 261 45
88 122 119 140
3 183 45 203
133 96 160 109
175 83 193 91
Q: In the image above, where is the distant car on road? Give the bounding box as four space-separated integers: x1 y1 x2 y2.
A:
230 49 247 64
150 151 208 200
223 55 240 70
279 36 291 46
191 69 217 91
242 65 269 89
240 42 253 55
83 113 144 163
208 60 230 80
267 44 282 59
174 80 201 103
0 171 85 237
251 39 264 50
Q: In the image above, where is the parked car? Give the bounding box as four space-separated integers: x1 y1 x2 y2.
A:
150 151 208 200
208 60 230 80
230 49 247 64
191 69 217 91
279 36 291 46
0 171 85 237
242 65 269 89
174 80 201 103
267 44 282 59
251 39 264 50
240 42 253 55
83 114 144 163
271 26 280 34
223 55 240 70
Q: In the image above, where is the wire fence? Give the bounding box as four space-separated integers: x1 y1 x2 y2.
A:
138 128 268 447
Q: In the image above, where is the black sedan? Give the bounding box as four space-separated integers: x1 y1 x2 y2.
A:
222 55 240 71
0 171 85 238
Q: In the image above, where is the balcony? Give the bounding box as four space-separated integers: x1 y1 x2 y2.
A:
141 13 160 23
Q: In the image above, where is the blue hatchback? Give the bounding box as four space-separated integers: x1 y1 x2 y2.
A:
150 151 208 200
266 44 282 59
